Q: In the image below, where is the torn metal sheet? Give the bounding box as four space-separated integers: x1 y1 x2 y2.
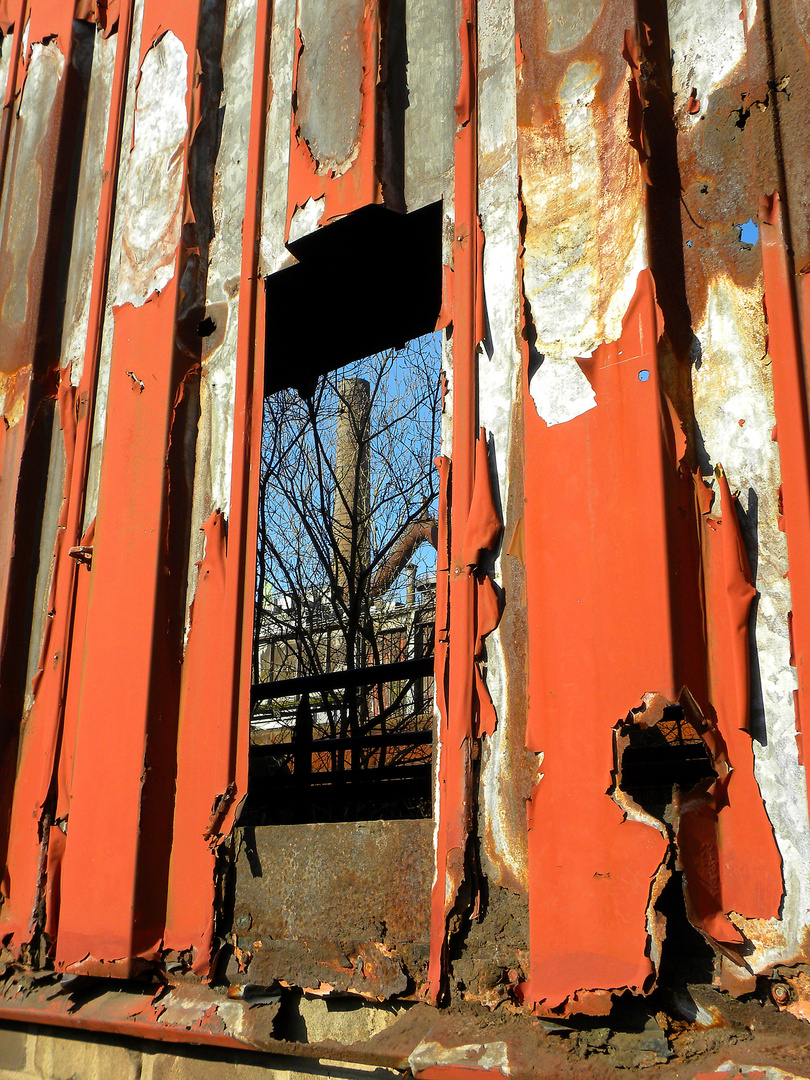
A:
285 0 381 240
522 272 692 1009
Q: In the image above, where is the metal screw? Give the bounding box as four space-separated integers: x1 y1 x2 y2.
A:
770 981 791 1006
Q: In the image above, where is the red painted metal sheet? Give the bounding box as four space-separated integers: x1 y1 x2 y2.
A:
54 0 202 969
521 273 682 1009
760 194 810 780
0 0 806 1056
164 0 270 968
0 2 118 954
427 0 481 1005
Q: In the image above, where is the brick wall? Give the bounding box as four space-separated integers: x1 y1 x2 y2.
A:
0 1023 397 1080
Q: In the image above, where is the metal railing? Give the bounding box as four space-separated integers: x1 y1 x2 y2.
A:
251 655 433 776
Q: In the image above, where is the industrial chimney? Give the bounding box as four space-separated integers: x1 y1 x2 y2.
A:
333 377 371 597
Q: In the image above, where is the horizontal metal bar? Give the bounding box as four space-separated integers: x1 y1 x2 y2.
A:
304 763 431 784
251 728 433 757
250 655 433 703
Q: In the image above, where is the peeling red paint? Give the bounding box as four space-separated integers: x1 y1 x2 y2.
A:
0 2 136 958
52 0 198 971
285 1 381 240
760 193 810 814
688 468 783 926
23 0 74 57
427 0 481 1006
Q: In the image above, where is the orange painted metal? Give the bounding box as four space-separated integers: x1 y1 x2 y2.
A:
521 273 680 1009
427 0 483 1004
520 267 785 1007
0 1 129 954
52 0 203 969
164 0 271 970
0 0 803 1047
678 469 783 939
417 1069 499 1080
760 194 810 777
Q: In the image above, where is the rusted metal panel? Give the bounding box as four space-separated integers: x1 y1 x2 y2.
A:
231 820 432 997
666 0 810 983
402 0 457 212
0 4 112 959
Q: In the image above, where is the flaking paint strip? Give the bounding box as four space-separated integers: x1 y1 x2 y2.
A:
116 30 188 307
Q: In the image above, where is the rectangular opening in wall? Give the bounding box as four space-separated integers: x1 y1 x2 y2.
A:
249 337 441 824
246 201 443 826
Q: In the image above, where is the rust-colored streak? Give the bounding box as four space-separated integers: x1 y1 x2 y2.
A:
760 193 810 800
285 1 381 239
427 1 481 1006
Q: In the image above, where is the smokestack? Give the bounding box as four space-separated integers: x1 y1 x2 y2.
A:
333 377 371 596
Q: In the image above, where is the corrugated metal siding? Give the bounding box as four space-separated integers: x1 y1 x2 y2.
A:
0 0 810 1071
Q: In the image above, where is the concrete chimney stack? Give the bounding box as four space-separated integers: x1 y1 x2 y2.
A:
333 377 371 596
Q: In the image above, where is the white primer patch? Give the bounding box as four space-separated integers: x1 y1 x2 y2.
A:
259 0 297 275
0 41 64 328
668 0 747 121
83 0 146 531
288 195 325 245
544 0 603 53
0 28 11 119
116 31 188 307
529 355 596 425
64 30 117 386
409 1041 510 1076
